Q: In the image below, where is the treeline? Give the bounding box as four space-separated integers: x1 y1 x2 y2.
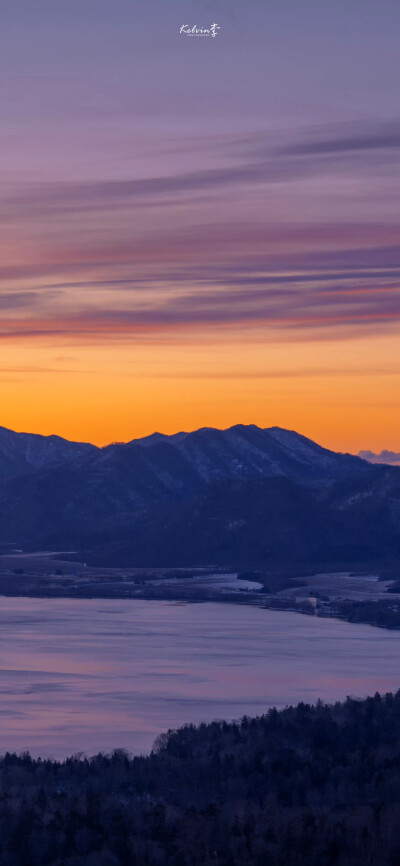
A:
3 692 400 863
333 597 400 629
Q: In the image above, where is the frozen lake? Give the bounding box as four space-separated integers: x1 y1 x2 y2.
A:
0 597 399 758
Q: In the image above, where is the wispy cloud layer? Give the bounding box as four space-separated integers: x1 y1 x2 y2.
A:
3 120 400 217
279 121 400 156
0 120 399 345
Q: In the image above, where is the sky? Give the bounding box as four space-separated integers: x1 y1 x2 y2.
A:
1 0 400 452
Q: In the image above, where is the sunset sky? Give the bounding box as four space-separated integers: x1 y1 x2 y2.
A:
1 0 400 452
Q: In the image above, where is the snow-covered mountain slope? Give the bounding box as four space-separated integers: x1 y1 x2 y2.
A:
0 421 367 489
125 423 365 487
0 425 96 480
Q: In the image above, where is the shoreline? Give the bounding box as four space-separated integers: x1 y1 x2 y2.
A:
0 582 399 632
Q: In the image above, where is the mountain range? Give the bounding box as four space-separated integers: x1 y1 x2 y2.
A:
0 423 399 569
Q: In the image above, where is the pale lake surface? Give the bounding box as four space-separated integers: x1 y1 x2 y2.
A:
0 597 400 759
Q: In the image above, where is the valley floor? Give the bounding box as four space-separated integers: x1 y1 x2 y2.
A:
1 552 400 631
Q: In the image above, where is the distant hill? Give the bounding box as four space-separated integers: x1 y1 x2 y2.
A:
359 448 400 465
89 475 362 567
0 422 399 568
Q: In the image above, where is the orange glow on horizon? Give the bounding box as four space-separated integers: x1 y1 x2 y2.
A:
1 329 400 454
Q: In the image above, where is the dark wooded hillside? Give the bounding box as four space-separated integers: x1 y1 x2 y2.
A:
2 691 400 864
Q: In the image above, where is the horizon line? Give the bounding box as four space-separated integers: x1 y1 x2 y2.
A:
0 420 376 459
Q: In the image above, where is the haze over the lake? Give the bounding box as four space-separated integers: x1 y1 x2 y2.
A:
1 598 400 758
